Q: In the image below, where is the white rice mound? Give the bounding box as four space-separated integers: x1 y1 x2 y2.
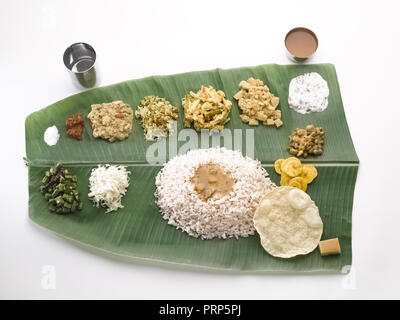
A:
155 148 275 239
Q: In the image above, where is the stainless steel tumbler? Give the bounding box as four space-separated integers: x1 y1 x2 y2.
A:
63 42 99 89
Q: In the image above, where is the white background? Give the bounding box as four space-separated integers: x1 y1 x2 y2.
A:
1 0 399 299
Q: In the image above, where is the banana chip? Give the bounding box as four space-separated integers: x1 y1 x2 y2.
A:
274 157 318 192
281 157 303 177
280 173 291 186
274 159 284 175
302 164 318 184
288 177 307 192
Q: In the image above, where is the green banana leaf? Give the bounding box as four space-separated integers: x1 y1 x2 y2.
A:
25 63 359 273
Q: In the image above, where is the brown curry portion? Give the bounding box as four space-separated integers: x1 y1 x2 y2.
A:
66 113 84 140
191 163 236 201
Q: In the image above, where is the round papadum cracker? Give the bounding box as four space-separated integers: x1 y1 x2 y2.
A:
253 186 323 258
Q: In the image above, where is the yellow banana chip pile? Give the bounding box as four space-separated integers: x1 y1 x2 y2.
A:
274 157 317 192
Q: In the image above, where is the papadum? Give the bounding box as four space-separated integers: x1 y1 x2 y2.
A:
253 186 323 258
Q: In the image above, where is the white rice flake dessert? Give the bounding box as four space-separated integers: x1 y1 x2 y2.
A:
288 72 329 114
